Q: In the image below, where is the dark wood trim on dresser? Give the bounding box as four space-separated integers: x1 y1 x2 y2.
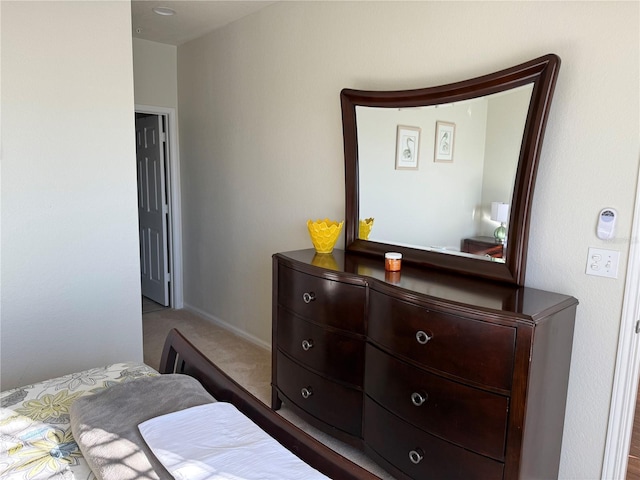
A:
272 249 578 480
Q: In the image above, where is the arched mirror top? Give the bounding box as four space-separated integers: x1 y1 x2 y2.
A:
341 54 560 285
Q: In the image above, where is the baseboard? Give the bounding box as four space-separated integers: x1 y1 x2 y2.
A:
183 303 271 352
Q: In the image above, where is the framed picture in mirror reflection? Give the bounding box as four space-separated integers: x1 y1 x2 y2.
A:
395 125 420 170
435 121 455 163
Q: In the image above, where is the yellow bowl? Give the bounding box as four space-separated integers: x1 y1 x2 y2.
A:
307 218 344 254
359 217 374 240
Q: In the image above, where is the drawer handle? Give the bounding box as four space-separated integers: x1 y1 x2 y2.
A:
300 387 313 399
302 292 316 304
409 448 424 465
415 330 432 345
301 339 314 351
411 391 428 406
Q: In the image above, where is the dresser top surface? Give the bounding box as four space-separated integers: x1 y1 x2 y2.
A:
275 249 578 320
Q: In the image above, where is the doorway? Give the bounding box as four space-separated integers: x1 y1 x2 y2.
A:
602 165 640 478
136 113 170 306
135 105 183 310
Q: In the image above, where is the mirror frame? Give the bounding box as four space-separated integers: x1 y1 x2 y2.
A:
341 54 560 286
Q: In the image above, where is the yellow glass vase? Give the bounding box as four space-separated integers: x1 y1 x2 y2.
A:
307 218 344 254
359 217 374 240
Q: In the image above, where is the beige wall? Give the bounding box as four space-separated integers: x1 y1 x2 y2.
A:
1 1 143 389
173 2 639 477
133 38 177 108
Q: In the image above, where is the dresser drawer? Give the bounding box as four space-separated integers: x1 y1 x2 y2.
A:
368 290 516 390
278 265 365 333
365 344 508 460
277 310 364 387
364 398 504 480
276 352 362 436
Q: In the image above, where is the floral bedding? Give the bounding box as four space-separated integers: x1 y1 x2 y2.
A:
0 363 157 480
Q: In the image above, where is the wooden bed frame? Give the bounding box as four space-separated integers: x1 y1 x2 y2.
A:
159 328 380 480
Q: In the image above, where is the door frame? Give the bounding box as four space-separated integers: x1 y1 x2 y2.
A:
135 104 183 309
602 165 640 478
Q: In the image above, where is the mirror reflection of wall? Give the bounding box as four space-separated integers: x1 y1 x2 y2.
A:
357 84 533 255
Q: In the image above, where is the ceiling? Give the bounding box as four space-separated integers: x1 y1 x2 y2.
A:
131 1 275 46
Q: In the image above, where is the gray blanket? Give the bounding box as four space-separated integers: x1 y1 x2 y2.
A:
70 374 215 480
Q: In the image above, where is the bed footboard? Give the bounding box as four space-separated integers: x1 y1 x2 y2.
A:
159 328 379 480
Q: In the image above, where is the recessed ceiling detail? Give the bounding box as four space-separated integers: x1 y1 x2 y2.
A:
131 1 275 46
152 6 176 16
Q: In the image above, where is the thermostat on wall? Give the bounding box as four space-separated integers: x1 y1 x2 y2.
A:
597 208 617 240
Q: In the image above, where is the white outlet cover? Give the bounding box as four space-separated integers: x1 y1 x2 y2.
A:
586 247 620 279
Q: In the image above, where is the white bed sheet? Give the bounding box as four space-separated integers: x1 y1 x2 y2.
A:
138 402 330 480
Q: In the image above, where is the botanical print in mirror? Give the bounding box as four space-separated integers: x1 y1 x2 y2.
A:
395 125 421 170
434 121 455 163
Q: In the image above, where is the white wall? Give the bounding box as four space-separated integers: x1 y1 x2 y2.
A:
175 2 638 478
133 38 177 108
480 87 532 236
1 1 143 389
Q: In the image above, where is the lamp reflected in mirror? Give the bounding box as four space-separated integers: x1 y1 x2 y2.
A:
491 202 509 244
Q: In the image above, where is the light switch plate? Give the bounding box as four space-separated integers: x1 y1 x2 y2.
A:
586 247 620 278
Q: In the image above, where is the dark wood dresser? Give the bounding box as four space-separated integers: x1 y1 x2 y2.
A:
462 236 504 258
272 248 577 480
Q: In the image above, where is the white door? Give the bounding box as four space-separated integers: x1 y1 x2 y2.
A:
136 115 169 306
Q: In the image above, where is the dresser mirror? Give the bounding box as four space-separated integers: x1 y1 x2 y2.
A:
341 54 560 285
